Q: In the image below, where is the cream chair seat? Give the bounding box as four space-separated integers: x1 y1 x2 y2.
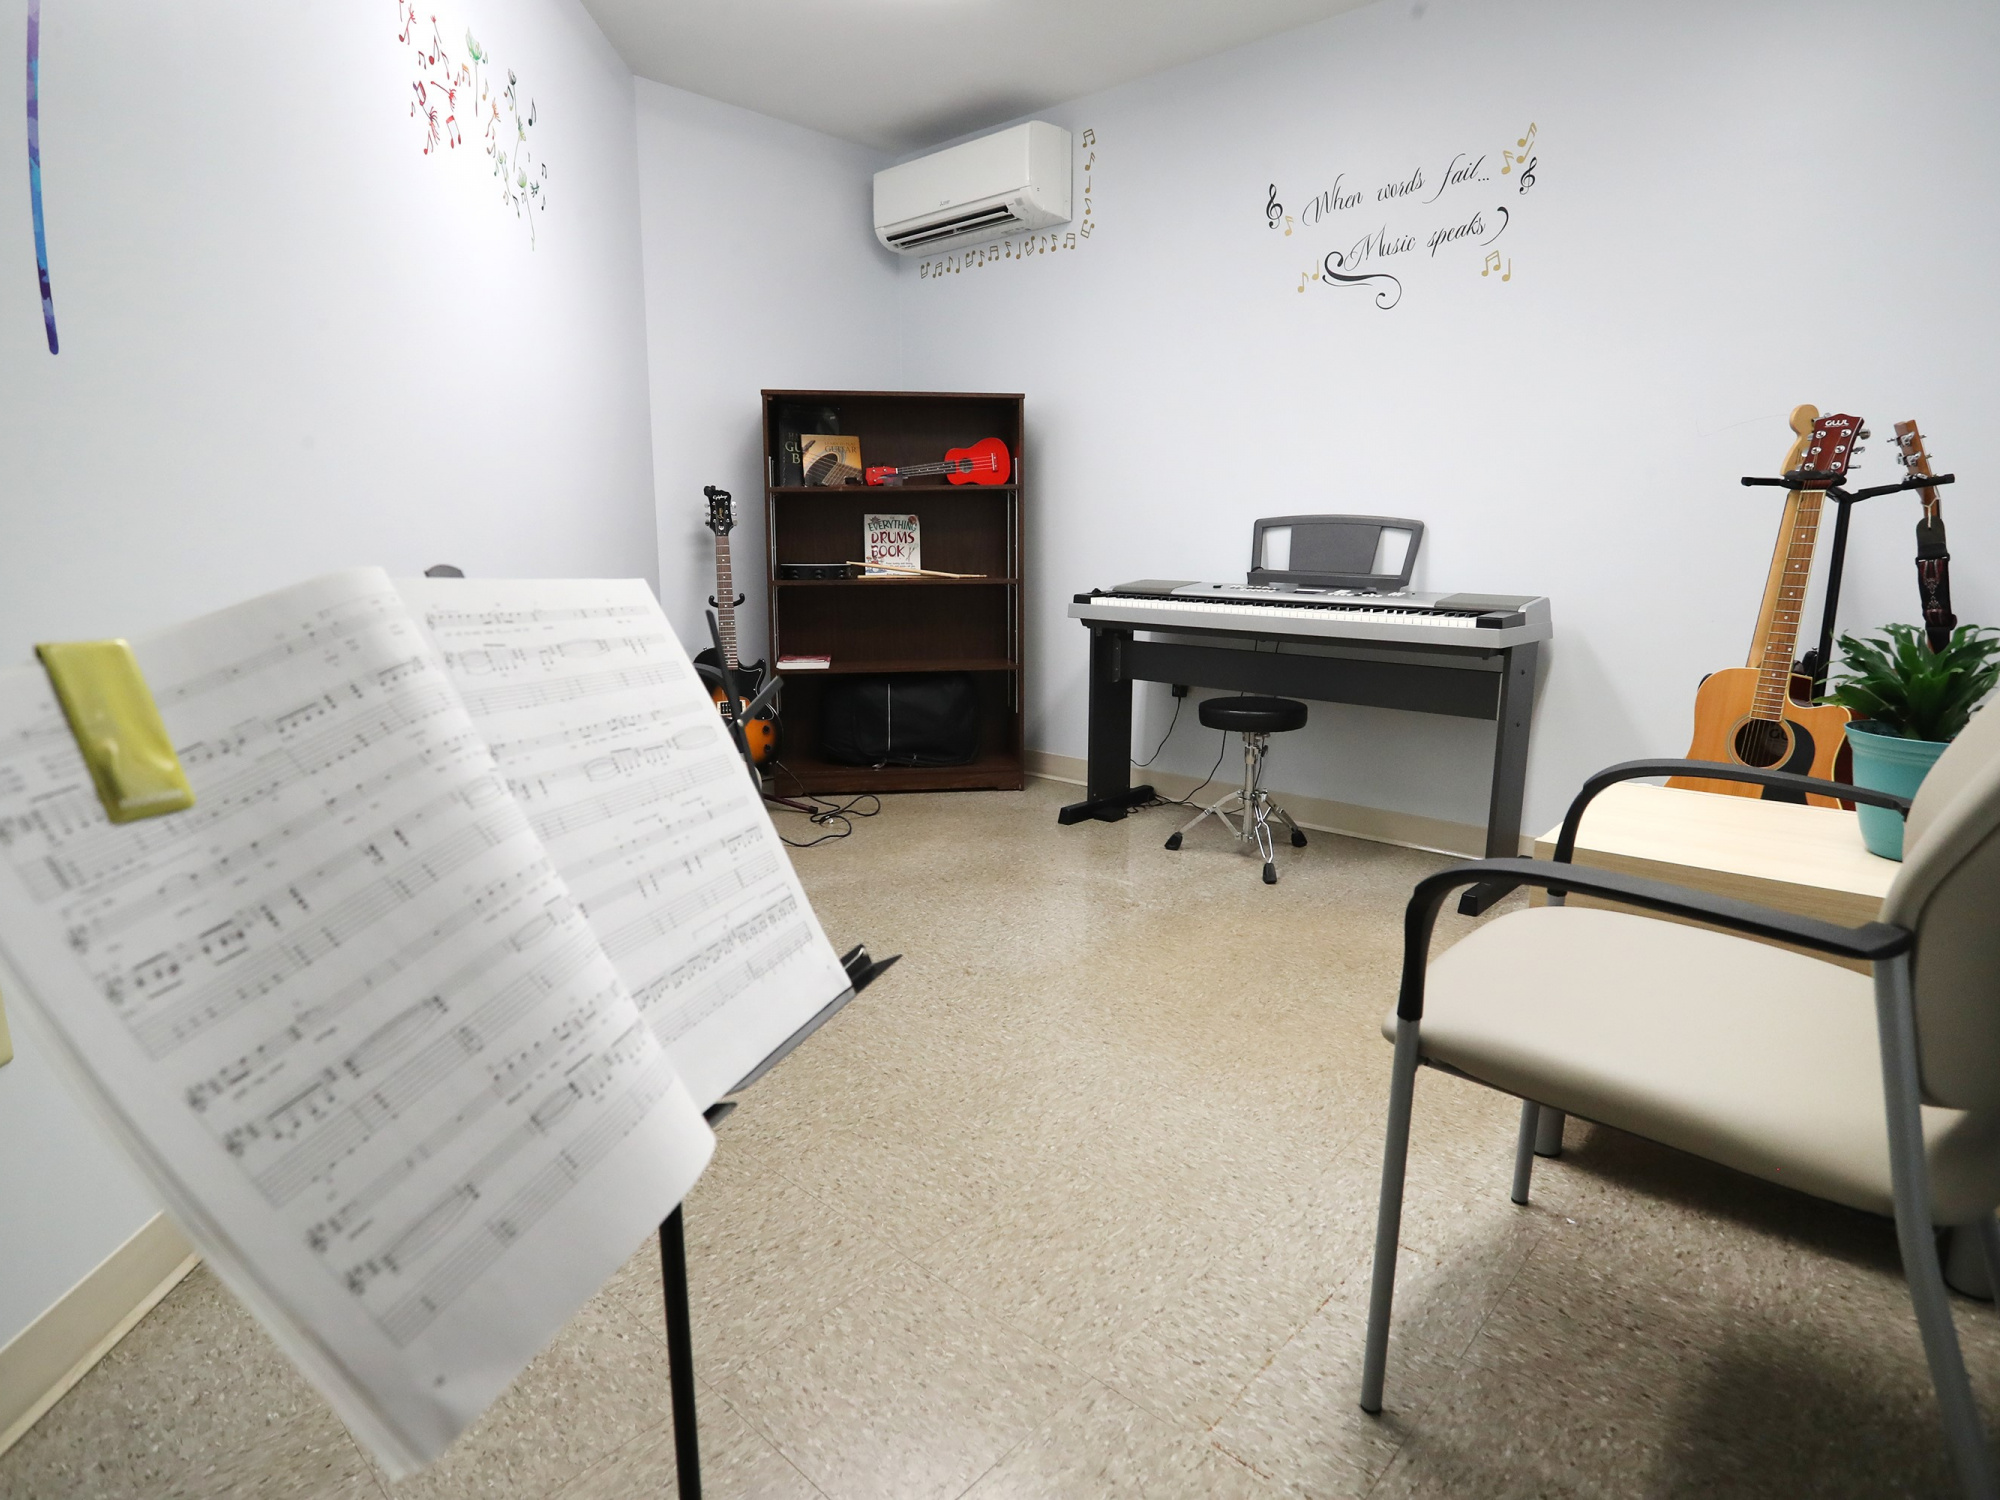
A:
1388 906 2000 1224
1358 702 2000 1498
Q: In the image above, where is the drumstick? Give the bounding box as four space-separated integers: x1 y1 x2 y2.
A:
846 561 985 578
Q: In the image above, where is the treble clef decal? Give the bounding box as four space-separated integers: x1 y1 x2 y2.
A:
1321 249 1402 310
1265 184 1283 230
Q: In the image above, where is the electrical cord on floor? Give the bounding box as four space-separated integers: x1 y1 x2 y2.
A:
763 760 883 847
1136 728 1230 812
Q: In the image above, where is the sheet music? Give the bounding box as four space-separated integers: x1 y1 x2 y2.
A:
394 577 852 1108
0 570 713 1476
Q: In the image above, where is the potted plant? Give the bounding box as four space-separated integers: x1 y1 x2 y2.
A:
1822 622 2000 858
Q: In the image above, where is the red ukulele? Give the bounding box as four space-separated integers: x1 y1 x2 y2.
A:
865 436 1011 487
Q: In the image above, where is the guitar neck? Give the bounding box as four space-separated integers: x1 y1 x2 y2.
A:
886 455 996 479
1746 485 1824 718
1894 420 1945 522
714 530 738 668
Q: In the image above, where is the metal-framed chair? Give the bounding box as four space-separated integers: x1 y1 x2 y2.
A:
1164 695 1309 884
1360 706 2000 1498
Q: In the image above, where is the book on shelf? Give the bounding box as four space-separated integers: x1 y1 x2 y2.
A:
773 403 840 486
799 434 862 487
863 512 921 575
0 570 853 1476
776 654 832 671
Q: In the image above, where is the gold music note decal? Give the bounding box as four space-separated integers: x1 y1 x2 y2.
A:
1501 122 1538 174
1481 251 1512 280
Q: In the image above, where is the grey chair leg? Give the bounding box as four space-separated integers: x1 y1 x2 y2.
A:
1979 1217 2000 1314
1535 1106 1565 1158
1361 1018 1423 1415
1945 1224 1996 1301
1876 953 1998 1499
1511 1100 1540 1205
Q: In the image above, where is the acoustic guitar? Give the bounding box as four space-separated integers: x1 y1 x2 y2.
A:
1895 421 1957 654
864 436 1011 487
693 487 777 764
1668 406 1860 806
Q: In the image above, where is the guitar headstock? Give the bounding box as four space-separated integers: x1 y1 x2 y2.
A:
703 485 735 536
1894 419 1938 478
1789 409 1865 484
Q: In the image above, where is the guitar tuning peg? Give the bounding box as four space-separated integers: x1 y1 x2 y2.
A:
1857 429 1871 440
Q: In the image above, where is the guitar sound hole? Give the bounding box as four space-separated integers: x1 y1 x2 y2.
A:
1732 718 1792 768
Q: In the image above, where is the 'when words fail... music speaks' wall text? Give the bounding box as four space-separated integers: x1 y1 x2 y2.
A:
1266 122 1541 310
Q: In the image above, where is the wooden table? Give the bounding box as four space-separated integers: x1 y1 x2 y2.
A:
1529 781 1900 972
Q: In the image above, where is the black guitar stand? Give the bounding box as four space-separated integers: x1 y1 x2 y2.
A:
701 610 782 781
1739 469 1956 695
657 940 900 1499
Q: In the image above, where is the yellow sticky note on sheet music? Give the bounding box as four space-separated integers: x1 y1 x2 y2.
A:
35 640 195 824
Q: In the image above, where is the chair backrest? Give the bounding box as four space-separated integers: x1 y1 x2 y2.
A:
1884 703 2000 1109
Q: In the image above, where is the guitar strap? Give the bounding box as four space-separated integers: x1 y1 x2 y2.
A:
1916 511 1956 655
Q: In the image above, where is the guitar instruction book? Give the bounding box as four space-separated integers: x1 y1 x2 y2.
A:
0 569 851 1475
799 434 861 487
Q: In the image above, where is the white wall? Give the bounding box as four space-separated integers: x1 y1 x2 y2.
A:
633 80 901 664
0 0 658 1350
895 0 2000 840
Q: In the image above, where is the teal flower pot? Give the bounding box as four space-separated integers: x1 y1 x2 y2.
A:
1846 722 1949 860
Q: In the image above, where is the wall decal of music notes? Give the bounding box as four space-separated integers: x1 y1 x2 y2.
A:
25 0 57 353
397 2 550 247
1266 120 1543 310
918 127 1096 282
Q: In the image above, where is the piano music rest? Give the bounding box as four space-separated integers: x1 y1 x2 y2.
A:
1058 580 1552 916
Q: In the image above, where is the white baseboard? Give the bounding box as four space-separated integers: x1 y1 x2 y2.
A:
0 1213 199 1458
1025 749 1526 857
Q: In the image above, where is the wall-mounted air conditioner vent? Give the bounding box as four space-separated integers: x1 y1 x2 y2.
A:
874 122 1071 255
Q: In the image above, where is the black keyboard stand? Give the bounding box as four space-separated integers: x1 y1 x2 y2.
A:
1059 610 1540 916
1738 470 1955 695
658 941 900 1500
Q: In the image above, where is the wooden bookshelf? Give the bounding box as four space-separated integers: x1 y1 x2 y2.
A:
762 390 1025 795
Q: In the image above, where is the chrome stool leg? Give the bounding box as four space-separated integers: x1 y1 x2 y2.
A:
1164 731 1279 882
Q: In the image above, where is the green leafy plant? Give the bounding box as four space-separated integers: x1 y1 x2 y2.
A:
1822 623 2000 742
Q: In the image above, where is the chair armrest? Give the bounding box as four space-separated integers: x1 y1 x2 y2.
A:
1396 858 1911 1021
1552 759 1912 865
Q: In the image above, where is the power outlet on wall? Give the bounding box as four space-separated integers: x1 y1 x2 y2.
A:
1172 683 1189 697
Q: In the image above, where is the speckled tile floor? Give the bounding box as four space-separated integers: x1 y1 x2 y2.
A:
5 779 1998 1498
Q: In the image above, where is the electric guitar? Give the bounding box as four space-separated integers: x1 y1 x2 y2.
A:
694 487 777 764
1895 420 1957 654
1668 406 1859 806
864 436 1011 487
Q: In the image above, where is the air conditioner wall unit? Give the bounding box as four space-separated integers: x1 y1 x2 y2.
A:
874 121 1072 255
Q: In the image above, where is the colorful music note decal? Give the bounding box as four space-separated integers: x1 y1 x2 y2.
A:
25 0 57 353
398 4 550 247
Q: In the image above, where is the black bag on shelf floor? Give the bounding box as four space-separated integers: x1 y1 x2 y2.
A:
819 673 980 767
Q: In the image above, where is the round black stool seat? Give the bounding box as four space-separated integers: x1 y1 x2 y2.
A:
1197 695 1307 734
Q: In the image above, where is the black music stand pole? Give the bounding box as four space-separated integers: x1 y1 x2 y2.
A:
656 941 900 1498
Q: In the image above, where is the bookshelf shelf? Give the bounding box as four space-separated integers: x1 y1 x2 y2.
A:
764 390 1025 795
774 577 1019 589
766 485 1019 497
776 657 1018 676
